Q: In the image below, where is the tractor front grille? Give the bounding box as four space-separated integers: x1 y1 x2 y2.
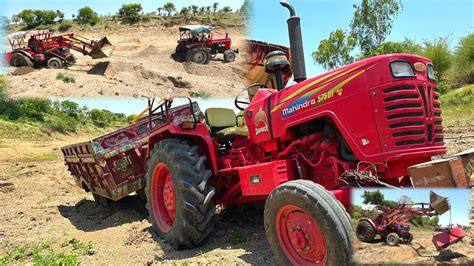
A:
382 84 443 147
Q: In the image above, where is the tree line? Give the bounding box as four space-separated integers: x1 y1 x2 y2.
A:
313 0 473 93
3 1 250 29
0 78 133 133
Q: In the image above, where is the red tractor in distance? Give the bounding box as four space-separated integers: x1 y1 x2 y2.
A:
356 191 465 250
5 30 113 69
175 25 238 64
62 1 448 265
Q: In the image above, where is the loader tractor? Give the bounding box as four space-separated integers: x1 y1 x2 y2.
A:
62 1 448 265
174 25 238 64
5 30 113 69
356 191 465 249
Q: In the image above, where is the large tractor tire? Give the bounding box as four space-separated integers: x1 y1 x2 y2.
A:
402 233 413 243
223 49 236 63
145 138 215 250
186 47 210 64
47 57 63 69
386 232 400 246
356 220 376 242
264 180 351 265
10 53 33 67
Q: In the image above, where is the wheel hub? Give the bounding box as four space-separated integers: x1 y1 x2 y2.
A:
277 205 327 264
194 52 204 62
150 163 176 233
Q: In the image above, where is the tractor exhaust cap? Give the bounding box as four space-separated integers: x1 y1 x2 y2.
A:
280 1 307 83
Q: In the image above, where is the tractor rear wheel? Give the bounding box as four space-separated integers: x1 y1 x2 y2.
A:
10 53 33 67
386 232 400 246
223 50 236 62
145 138 215 250
47 57 63 69
356 220 376 242
264 180 351 265
186 47 210 64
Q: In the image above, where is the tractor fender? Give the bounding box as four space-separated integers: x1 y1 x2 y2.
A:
359 218 377 231
147 123 218 173
11 49 35 60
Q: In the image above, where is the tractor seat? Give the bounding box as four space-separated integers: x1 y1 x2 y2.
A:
205 108 249 140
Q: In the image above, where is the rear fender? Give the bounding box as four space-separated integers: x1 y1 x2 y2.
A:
359 218 377 231
11 50 34 60
147 124 217 173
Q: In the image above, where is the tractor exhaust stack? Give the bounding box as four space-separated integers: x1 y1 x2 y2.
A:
280 1 307 83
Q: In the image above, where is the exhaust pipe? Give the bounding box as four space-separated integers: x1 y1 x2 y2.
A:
280 1 306 83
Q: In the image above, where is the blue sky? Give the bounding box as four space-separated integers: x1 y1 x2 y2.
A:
250 0 474 78
352 188 471 226
1 0 244 18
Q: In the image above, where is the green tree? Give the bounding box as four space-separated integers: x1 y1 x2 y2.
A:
56 10 64 22
157 7 163 16
199 7 206 15
240 0 252 19
361 38 422 58
180 7 190 16
11 14 20 25
213 2 219 13
76 6 99 26
362 190 385 205
398 195 412 204
119 3 143 23
190 5 199 16
450 33 474 86
221 6 232 13
350 0 402 56
0 16 9 29
163 2 175 16
421 37 452 80
89 109 112 127
60 100 80 118
313 29 356 70
206 6 212 13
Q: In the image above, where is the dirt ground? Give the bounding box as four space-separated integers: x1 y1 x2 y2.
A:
0 124 472 265
5 26 247 99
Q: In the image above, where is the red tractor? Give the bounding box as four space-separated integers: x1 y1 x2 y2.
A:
175 25 238 64
62 1 448 264
5 30 113 69
356 191 465 249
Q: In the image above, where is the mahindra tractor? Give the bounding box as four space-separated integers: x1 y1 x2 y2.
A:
175 25 238 64
62 1 448 265
5 30 113 69
356 191 465 249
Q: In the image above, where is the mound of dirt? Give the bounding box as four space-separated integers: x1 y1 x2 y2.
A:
135 45 160 57
11 67 34 76
0 180 15 193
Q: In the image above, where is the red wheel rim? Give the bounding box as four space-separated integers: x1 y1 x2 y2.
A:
150 163 176 232
276 205 327 265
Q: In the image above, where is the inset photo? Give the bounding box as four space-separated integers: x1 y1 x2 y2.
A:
351 188 473 264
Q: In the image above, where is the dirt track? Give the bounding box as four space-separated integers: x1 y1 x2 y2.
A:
5 26 247 98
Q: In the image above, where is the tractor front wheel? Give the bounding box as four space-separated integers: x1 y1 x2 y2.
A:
186 47 210 64
356 220 376 242
145 139 215 250
47 57 63 69
223 50 236 62
10 53 33 67
402 233 413 243
386 232 400 246
264 180 351 265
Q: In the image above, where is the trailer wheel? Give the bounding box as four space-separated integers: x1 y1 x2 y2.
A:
356 220 376 242
10 53 33 67
402 233 413 243
145 138 215 250
264 180 350 265
47 57 63 69
386 232 400 246
223 50 236 62
186 47 210 64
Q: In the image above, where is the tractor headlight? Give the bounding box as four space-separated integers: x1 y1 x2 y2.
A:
427 64 436 81
390 61 415 78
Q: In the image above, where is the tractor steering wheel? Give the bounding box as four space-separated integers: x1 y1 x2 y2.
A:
234 83 266 111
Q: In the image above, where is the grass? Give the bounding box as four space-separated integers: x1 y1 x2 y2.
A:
56 72 76 84
17 151 60 163
189 90 212 99
440 84 474 126
227 230 247 245
0 239 93 265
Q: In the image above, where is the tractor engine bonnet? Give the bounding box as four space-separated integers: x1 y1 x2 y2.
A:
280 1 306 83
429 191 450 215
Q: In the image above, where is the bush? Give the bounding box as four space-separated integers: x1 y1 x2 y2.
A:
56 72 75 83
17 9 59 29
449 33 474 86
46 114 79 133
76 6 99 26
58 20 73 32
118 3 143 24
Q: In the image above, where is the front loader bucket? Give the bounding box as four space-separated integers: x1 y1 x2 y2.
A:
430 191 450 215
90 37 114 59
432 226 466 251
